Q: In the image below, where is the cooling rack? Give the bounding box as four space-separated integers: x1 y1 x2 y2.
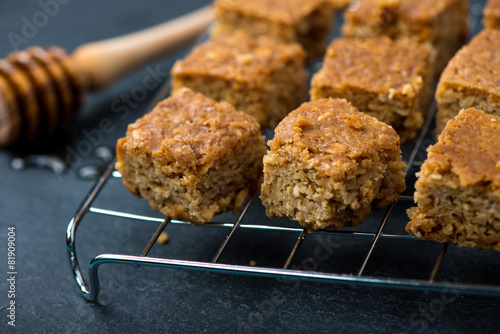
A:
66 4 500 301
66 92 500 302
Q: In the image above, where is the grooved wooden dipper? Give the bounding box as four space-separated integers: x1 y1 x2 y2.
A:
0 6 214 146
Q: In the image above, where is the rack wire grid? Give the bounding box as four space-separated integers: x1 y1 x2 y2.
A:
66 93 500 302
66 16 500 303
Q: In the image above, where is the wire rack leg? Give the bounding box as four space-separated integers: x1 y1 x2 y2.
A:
211 195 255 263
430 243 449 282
141 217 171 256
357 205 394 276
283 229 308 269
66 161 116 302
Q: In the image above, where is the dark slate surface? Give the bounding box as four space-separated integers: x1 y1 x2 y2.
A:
0 1 499 333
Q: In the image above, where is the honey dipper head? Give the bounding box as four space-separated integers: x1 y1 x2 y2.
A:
0 47 84 147
0 74 22 146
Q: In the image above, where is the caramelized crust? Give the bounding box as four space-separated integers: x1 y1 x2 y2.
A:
312 37 432 97
269 98 402 179
120 89 260 173
172 32 305 90
437 29 500 97
425 109 500 187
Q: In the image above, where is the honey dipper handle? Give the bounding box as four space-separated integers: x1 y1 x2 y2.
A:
72 5 214 90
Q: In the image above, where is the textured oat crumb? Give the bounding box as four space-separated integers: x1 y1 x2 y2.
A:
310 37 434 143
261 98 406 231
435 29 500 134
171 32 308 128
158 232 170 244
213 0 334 58
115 88 267 224
342 0 469 75
406 108 500 251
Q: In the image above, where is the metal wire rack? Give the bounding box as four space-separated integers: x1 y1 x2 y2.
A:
66 92 500 302
66 4 500 299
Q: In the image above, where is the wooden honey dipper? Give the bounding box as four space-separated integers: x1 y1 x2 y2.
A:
0 5 213 147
